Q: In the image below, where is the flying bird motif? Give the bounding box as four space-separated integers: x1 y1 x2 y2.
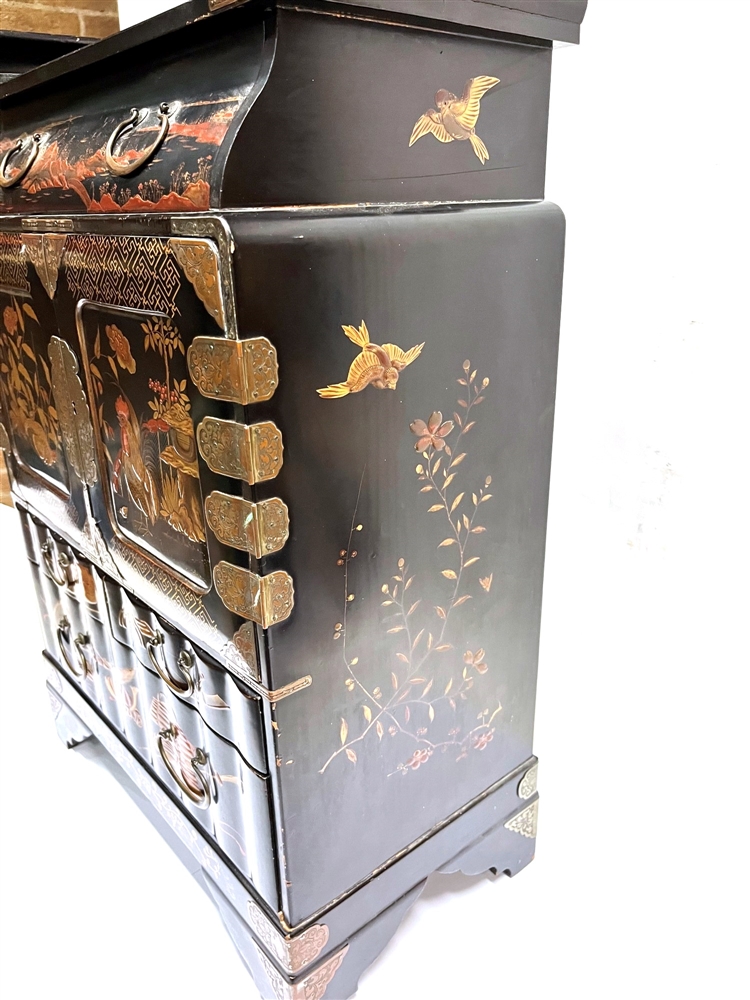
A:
317 321 424 399
409 76 500 164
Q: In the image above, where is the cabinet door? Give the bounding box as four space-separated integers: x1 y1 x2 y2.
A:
0 233 72 502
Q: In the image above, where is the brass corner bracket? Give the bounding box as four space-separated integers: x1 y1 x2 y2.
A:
213 561 294 628
188 336 279 404
197 417 283 484
205 492 290 557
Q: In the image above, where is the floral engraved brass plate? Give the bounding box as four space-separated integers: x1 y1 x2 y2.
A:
22 232 66 299
246 901 329 975
518 764 538 800
257 944 348 1000
168 239 226 330
196 417 283 484
504 800 538 839
48 336 98 486
205 492 289 556
213 562 294 628
188 336 278 404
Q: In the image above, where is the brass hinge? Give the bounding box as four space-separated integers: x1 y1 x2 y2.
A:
196 417 283 484
187 336 279 404
205 492 289 556
213 562 294 628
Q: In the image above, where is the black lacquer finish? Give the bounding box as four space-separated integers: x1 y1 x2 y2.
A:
0 1 584 995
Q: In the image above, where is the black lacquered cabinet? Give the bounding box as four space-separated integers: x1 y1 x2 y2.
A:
0 2 586 996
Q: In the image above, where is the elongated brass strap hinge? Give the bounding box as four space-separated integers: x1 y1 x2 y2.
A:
214 561 294 628
188 336 279 404
205 492 289 556
196 417 283 484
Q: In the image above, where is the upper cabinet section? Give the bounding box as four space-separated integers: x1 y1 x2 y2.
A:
0 0 586 212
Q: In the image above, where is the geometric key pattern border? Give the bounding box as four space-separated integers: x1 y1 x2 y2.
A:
64 234 181 317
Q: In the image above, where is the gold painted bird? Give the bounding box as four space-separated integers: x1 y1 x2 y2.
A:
409 76 500 164
317 322 424 399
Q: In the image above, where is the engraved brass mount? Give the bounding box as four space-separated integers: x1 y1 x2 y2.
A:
188 336 279 404
214 562 294 629
205 492 289 557
197 417 283 484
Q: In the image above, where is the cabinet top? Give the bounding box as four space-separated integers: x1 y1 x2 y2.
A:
0 0 586 101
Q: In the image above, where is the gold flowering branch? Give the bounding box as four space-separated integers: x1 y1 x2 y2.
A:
320 359 502 775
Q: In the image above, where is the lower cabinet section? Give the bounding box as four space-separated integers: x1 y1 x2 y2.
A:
21 507 280 910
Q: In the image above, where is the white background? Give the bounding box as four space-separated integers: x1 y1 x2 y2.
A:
1 1 748 997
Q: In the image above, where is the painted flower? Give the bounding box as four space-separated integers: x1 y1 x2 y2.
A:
410 411 454 451
472 729 495 751
105 324 136 374
464 648 488 674
403 748 432 771
3 305 17 335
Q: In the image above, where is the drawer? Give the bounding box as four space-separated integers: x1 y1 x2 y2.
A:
101 576 267 775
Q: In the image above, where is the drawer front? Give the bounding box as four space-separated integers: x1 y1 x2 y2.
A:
23 517 279 907
100 574 267 776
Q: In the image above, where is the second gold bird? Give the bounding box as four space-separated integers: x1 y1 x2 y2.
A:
317 322 424 398
409 75 500 164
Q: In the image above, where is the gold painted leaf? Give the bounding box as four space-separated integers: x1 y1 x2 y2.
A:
388 626 405 634
409 677 427 685
433 457 442 474
435 606 447 619
404 576 414 591
463 421 476 433
442 569 457 580
346 749 358 763
450 493 465 513
363 705 372 723
463 514 470 529
480 494 493 502
397 653 409 663
422 679 433 697
465 557 480 567
420 485 433 493
22 304 38 322
471 526 486 534
435 644 453 652
480 574 494 592
412 629 425 651
391 672 399 689
404 706 411 723
428 504 443 513
428 705 435 722
450 453 466 468
376 721 384 740
340 718 348 745
21 343 35 361
453 595 472 607
439 538 457 547
444 474 457 489
445 678 453 695
407 600 421 616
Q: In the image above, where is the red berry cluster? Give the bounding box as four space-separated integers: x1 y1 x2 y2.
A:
148 378 178 404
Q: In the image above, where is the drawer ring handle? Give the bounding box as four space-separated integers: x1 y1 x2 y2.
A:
105 103 170 177
57 617 94 679
0 133 40 189
157 729 212 808
41 541 70 587
146 632 195 697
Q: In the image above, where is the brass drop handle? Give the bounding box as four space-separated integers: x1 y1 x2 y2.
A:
57 617 94 679
105 103 171 177
0 133 40 189
157 728 212 808
146 631 196 697
41 540 71 587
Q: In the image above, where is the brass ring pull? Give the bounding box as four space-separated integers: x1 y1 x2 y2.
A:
146 632 195 696
57 617 93 679
0 133 40 189
42 541 70 587
105 104 170 176
157 728 211 808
